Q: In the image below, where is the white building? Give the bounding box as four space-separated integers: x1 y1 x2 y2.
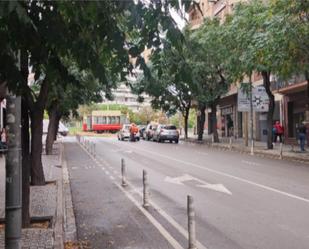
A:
104 83 152 112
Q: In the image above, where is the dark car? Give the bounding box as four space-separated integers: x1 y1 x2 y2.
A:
153 124 179 143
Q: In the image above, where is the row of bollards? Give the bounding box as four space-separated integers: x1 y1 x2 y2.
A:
76 135 96 158
120 158 196 249
209 136 285 160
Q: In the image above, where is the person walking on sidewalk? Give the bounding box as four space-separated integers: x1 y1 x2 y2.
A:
298 123 307 152
273 121 284 143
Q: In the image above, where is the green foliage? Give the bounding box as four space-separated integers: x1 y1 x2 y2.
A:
188 109 196 129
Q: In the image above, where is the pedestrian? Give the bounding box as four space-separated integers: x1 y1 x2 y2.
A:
129 123 139 142
0 128 7 150
273 121 284 143
298 122 307 152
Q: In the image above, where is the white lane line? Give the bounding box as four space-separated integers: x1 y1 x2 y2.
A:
124 144 309 204
79 143 185 249
197 151 209 156
125 181 208 249
241 160 261 166
112 181 185 249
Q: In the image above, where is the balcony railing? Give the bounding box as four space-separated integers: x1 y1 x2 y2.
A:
271 74 307 91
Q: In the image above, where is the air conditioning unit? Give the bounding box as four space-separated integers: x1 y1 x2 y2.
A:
208 0 219 2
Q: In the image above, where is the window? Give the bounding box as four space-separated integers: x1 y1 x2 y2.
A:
93 117 98 124
110 116 116 124
164 125 177 130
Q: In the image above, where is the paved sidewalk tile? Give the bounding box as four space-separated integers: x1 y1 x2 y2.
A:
0 142 62 248
0 229 53 249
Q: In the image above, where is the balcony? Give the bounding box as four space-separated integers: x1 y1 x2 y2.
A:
271 74 307 92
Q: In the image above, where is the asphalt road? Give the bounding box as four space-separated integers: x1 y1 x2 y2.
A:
67 136 309 249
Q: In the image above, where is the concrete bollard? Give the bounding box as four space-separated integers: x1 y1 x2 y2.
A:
279 142 283 159
250 140 254 156
93 143 96 158
229 137 232 151
121 158 127 187
187 195 197 249
143 170 150 208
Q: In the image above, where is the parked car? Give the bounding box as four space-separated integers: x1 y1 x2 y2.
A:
152 124 179 143
43 119 69 136
144 123 158 141
117 124 140 141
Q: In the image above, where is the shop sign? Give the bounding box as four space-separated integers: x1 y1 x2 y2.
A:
221 106 233 115
237 85 269 112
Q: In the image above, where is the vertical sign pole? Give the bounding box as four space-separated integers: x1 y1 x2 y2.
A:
5 94 22 249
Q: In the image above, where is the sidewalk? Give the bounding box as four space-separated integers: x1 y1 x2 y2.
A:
0 142 66 249
182 133 309 163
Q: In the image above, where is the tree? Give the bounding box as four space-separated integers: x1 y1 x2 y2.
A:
188 19 231 142
135 40 194 138
45 68 103 155
224 0 298 149
1 0 197 229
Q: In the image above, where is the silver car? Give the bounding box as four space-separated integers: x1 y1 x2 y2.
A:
143 123 158 141
153 124 179 143
117 124 140 141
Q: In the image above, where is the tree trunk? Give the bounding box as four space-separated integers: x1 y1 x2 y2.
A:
197 104 206 141
30 109 46 185
183 107 190 139
210 100 219 143
54 114 61 141
20 49 31 227
21 98 30 227
262 71 275 149
46 107 58 155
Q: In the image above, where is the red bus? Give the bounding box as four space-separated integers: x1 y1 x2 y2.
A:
83 110 125 133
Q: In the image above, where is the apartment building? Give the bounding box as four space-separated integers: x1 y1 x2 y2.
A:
104 83 152 112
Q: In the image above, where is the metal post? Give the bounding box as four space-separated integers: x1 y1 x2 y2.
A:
187 195 197 249
121 158 127 187
279 142 283 159
93 143 96 158
5 94 22 249
229 137 232 150
249 74 254 155
143 170 150 208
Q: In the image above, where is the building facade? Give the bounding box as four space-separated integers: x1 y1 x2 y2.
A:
104 83 152 113
188 0 307 144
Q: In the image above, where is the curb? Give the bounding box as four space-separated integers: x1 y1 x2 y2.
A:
62 143 78 244
54 143 64 249
182 139 309 165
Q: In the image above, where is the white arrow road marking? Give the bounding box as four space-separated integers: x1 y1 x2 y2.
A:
164 174 194 185
165 174 232 195
197 183 232 195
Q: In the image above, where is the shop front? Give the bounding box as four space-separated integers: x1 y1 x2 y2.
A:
218 94 238 137
283 90 309 139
